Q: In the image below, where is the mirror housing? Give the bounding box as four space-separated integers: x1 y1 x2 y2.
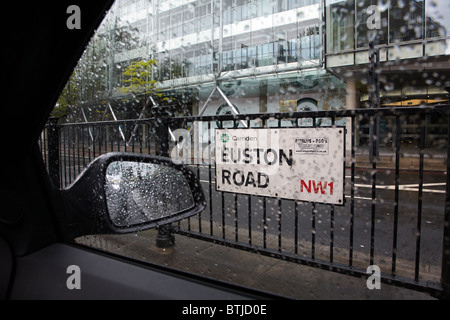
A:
59 152 206 238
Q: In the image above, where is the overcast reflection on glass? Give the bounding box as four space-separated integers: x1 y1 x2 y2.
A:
105 161 195 227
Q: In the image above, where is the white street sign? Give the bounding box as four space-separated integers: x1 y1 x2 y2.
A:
215 127 345 205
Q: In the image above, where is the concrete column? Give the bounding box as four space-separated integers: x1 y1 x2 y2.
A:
192 98 199 116
346 77 359 109
259 80 268 113
192 99 201 165
345 77 360 150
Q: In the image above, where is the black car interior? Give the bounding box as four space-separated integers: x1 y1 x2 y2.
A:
0 1 271 300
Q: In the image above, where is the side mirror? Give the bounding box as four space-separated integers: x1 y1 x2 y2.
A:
59 153 206 238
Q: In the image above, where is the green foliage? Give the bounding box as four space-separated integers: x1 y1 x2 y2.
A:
52 72 81 118
119 59 164 99
53 17 141 119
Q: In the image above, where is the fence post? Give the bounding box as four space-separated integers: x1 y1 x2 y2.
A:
442 108 450 299
47 117 61 189
155 106 169 158
154 106 175 248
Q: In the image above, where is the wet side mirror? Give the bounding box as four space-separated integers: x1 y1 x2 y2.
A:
106 160 197 227
59 153 206 238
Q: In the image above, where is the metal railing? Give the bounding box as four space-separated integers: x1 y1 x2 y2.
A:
39 105 450 298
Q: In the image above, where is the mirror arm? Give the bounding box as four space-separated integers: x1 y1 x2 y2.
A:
59 158 111 239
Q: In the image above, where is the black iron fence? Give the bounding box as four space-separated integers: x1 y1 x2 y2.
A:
39 105 450 298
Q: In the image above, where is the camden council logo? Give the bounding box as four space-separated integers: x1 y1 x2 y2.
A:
221 133 230 143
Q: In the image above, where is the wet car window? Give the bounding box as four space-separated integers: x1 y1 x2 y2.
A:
41 0 450 299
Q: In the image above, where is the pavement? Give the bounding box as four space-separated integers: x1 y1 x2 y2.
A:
349 145 447 171
76 228 436 300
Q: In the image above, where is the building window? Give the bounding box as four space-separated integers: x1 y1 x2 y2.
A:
326 0 355 53
389 0 423 43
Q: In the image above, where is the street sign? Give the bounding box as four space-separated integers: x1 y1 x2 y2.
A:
215 127 345 205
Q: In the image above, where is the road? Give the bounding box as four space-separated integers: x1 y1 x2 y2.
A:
190 164 446 282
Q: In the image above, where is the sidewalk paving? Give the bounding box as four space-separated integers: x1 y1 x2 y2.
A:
349 145 447 171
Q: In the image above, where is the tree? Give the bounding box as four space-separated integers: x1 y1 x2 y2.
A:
53 17 141 119
52 71 81 119
119 59 165 101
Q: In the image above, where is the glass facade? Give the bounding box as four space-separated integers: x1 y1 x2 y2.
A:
61 0 449 122
112 0 322 83
325 0 449 53
324 0 449 113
